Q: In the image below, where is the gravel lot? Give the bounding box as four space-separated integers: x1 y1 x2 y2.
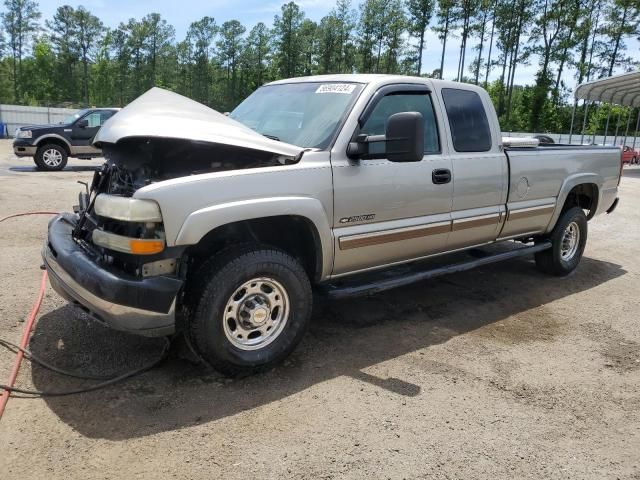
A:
0 139 639 479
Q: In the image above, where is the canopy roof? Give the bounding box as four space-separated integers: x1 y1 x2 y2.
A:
574 70 640 107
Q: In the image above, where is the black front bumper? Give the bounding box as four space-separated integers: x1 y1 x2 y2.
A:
13 139 37 157
42 214 183 336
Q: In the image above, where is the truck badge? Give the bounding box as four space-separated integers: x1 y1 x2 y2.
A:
339 214 375 224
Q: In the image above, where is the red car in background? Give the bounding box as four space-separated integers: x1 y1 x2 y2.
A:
621 145 639 165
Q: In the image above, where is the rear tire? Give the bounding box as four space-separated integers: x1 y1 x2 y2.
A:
34 144 68 171
189 245 312 377
535 207 587 276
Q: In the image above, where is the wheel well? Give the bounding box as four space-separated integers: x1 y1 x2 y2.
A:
563 183 598 219
187 216 322 282
36 137 70 156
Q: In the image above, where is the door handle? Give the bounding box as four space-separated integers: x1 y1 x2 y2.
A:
432 168 451 185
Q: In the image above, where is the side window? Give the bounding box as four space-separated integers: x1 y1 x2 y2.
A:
100 110 115 124
360 92 440 156
441 88 492 152
83 111 113 128
83 112 102 128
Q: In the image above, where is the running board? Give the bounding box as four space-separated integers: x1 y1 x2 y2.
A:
322 241 552 299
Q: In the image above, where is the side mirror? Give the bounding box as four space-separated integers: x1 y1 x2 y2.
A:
77 119 89 128
385 112 424 162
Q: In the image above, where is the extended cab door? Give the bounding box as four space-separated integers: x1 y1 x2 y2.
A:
438 87 508 249
331 83 453 275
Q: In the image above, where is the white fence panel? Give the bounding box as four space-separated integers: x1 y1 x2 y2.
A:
0 104 79 137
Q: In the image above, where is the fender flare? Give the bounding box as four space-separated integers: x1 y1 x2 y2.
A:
174 196 334 280
33 133 72 153
545 173 601 233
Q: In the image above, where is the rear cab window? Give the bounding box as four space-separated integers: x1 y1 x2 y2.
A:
441 88 492 152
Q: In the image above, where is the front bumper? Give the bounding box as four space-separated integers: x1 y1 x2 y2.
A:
13 140 37 157
42 214 182 336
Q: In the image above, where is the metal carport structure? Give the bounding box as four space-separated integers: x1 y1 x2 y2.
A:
569 70 640 148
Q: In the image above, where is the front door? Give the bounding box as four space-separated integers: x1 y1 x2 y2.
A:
71 110 114 147
331 84 453 275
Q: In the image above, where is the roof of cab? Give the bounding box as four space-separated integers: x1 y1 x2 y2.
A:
266 74 424 86
264 74 488 94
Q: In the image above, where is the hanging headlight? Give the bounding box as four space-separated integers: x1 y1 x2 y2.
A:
94 194 162 222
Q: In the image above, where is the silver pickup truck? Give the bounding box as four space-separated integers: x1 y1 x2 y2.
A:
43 75 621 375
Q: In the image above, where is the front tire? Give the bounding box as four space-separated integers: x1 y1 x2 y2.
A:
34 144 68 171
189 246 312 376
535 206 587 276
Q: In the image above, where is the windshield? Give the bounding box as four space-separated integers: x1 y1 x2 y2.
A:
230 82 364 149
61 109 89 125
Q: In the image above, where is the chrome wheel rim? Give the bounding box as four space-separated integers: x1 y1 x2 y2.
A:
560 221 580 261
223 277 289 351
42 148 63 167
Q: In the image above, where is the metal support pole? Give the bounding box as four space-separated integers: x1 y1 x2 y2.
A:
622 108 633 148
591 102 600 144
580 100 591 145
632 110 640 151
568 100 578 144
613 111 622 146
603 107 612 145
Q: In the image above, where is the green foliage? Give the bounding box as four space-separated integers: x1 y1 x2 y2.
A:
273 2 306 78
0 0 637 134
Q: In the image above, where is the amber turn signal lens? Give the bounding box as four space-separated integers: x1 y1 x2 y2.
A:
129 239 165 255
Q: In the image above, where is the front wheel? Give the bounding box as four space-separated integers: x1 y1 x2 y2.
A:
34 144 68 171
535 206 587 276
189 246 312 376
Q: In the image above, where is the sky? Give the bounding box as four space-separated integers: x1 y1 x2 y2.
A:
36 0 640 91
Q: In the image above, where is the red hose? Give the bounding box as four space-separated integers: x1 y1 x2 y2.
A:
0 211 57 420
0 270 48 420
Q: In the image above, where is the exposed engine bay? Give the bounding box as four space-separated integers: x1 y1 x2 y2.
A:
101 136 300 196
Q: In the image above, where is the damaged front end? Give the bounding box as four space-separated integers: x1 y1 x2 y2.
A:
44 87 305 335
72 87 304 279
72 136 299 278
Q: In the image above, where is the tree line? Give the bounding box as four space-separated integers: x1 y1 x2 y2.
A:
0 0 639 134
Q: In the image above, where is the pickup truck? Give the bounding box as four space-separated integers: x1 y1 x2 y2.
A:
621 145 638 165
13 107 119 171
42 75 621 376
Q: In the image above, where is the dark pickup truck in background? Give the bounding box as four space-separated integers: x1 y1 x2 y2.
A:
13 107 119 171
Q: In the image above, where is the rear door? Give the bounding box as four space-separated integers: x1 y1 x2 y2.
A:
439 87 508 249
331 83 453 275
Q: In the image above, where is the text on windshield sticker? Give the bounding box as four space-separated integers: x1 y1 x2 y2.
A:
315 84 357 94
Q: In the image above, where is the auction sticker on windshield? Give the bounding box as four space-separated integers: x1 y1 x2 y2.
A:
315 84 357 94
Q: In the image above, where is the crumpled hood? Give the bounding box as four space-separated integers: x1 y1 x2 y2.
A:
94 87 304 158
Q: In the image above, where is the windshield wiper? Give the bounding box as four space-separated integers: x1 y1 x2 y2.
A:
262 133 280 141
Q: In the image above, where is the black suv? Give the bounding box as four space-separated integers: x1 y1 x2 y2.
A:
13 108 119 171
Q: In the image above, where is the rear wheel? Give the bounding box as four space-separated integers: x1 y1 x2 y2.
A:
189 246 312 376
34 144 67 171
535 207 587 276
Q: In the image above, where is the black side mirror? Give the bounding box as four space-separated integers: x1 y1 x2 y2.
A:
77 119 89 128
385 111 424 162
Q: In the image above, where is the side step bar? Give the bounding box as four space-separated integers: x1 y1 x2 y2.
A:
322 241 552 299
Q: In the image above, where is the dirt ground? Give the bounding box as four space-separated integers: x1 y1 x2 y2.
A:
0 138 638 479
